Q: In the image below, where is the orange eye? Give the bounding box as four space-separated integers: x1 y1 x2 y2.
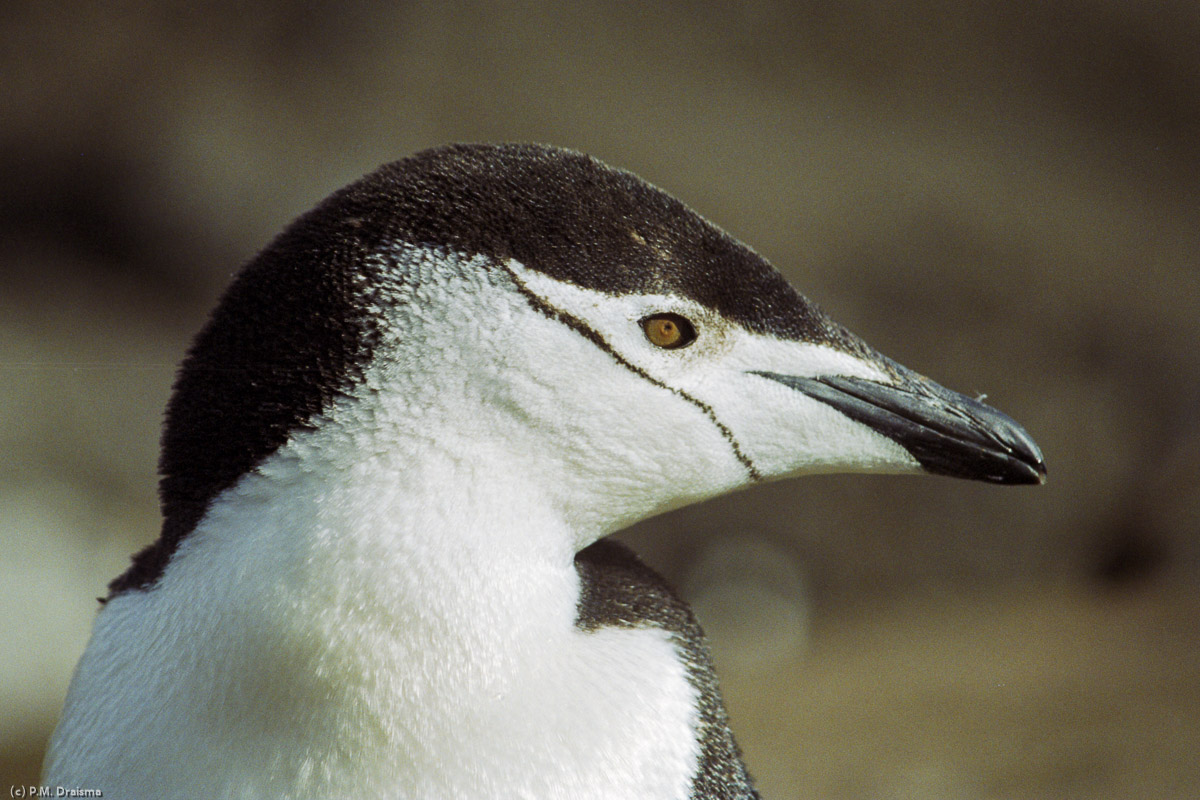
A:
641 313 697 349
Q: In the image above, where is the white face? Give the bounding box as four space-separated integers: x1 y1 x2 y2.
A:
500 259 921 515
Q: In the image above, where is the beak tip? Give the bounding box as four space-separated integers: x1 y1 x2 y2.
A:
1011 457 1048 486
1004 427 1048 486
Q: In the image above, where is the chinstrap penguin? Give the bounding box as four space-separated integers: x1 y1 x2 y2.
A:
44 143 1045 799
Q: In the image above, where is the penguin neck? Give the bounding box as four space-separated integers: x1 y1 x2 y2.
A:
152 430 703 799
195 427 585 668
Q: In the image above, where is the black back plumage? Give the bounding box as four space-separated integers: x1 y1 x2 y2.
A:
575 539 761 800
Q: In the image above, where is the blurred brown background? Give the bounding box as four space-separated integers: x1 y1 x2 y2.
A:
3 2 1198 797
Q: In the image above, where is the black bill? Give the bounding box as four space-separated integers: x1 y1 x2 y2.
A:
752 365 1047 485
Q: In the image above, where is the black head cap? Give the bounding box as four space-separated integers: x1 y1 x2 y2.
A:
355 143 859 345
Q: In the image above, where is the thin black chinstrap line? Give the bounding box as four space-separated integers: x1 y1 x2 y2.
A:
503 264 763 482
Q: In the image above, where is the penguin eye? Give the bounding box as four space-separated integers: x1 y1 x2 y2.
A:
641 313 697 349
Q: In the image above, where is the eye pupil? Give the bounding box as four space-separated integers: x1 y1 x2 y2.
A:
642 313 696 349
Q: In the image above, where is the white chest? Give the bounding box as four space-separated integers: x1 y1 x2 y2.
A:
45 454 703 800
48 585 701 800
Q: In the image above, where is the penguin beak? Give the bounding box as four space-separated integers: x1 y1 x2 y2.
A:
751 363 1047 485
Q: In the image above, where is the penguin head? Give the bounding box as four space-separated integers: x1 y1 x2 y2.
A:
116 143 1044 593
